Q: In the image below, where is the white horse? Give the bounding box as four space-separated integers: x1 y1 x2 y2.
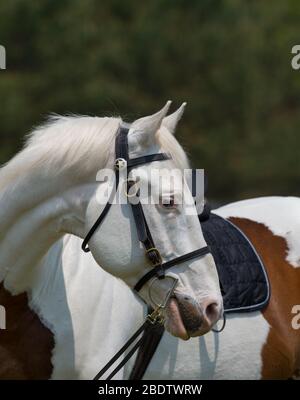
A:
0 102 299 379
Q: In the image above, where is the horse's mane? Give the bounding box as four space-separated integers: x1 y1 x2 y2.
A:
0 114 190 192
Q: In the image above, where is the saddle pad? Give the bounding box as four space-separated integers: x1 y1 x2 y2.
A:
200 213 270 313
129 211 271 380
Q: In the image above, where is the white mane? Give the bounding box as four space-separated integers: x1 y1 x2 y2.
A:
0 114 190 193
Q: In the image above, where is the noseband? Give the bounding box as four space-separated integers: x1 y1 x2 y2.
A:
81 125 211 379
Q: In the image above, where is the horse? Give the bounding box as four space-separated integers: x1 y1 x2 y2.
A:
0 102 299 379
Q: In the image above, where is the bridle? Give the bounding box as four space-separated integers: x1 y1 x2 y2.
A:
81 125 212 379
82 125 211 290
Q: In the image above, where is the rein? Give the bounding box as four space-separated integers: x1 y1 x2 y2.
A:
82 125 212 380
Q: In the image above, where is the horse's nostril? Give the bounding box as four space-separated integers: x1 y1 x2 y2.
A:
205 302 219 322
175 294 203 332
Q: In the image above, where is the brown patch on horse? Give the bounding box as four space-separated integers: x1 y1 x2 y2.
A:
229 218 300 379
0 283 54 379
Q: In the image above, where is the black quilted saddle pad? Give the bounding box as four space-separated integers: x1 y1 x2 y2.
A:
200 213 270 313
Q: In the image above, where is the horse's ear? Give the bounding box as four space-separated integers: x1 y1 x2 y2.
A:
162 102 187 135
129 101 171 145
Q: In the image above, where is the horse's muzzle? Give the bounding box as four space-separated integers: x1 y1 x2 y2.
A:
165 292 222 339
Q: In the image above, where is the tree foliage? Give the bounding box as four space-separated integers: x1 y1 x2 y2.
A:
1 0 300 201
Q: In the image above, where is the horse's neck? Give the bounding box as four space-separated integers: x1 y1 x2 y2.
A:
0 168 144 378
0 167 96 293
35 235 144 379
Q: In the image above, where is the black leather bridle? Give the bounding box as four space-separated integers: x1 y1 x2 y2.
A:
82 125 211 379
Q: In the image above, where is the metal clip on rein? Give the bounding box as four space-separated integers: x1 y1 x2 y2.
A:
93 278 178 380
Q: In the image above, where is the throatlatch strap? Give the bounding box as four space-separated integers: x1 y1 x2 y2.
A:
82 125 128 252
81 170 120 253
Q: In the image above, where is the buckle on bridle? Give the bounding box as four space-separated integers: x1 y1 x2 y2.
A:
145 247 162 267
115 158 127 171
147 277 179 324
125 179 140 198
146 307 164 325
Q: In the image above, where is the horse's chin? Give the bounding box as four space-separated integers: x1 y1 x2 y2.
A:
164 298 190 340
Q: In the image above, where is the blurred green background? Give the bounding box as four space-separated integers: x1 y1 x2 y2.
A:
1 0 300 202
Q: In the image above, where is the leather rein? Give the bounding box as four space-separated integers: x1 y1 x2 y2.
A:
82 125 211 380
